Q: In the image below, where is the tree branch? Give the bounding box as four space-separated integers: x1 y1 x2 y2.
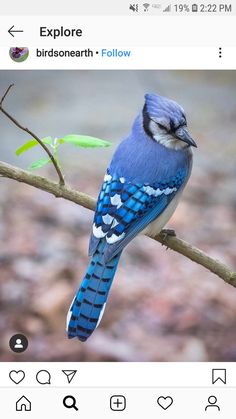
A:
0 160 94 209
0 84 65 186
0 160 235 288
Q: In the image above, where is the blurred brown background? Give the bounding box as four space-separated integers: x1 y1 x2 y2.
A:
0 70 236 362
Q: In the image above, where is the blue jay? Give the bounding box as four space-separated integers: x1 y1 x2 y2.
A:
67 93 197 342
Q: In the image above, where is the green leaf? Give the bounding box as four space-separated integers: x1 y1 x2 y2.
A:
28 158 51 169
62 135 111 148
16 136 52 156
16 140 38 156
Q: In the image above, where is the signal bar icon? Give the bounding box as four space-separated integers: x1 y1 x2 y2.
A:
163 4 171 12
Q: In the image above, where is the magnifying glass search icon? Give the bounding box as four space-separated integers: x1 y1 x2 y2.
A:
63 395 78 411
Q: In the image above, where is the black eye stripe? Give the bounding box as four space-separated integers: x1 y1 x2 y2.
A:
150 117 168 131
157 123 166 130
170 120 175 132
174 122 186 132
142 104 153 138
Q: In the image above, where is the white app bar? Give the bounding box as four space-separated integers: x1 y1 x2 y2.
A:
0 16 235 46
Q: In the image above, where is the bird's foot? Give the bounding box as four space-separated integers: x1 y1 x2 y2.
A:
159 229 176 250
160 228 176 239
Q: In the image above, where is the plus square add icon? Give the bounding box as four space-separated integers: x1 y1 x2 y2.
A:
110 395 126 411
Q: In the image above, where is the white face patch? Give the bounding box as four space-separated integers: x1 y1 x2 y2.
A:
149 120 188 150
154 135 188 150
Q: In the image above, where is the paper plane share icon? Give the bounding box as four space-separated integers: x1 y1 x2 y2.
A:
62 370 77 384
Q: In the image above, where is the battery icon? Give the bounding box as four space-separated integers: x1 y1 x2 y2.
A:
192 3 198 12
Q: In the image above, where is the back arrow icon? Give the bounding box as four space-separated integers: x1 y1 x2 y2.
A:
8 25 24 37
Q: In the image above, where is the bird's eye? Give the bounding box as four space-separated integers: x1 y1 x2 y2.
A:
181 115 187 126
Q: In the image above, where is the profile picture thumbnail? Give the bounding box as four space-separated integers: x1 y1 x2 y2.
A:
9 47 29 63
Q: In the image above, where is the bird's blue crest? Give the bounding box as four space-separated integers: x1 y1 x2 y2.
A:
144 93 187 129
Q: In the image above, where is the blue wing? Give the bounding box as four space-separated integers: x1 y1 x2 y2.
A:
89 169 187 262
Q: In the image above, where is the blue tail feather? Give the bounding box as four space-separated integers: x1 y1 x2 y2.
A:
67 240 121 342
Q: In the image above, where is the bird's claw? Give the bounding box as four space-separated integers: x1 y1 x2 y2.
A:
161 228 176 239
159 229 176 250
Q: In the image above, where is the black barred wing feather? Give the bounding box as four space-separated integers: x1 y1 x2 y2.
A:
89 170 186 261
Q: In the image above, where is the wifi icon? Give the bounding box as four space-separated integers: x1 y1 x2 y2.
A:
143 3 150 11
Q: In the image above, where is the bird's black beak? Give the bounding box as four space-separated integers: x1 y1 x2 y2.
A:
175 126 197 148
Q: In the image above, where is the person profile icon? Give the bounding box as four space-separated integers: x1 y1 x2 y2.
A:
205 396 220 411
9 334 28 353
14 339 23 349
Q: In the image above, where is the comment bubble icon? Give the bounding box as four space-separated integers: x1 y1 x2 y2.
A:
36 370 51 385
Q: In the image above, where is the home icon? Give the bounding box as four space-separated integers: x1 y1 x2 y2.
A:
16 396 31 411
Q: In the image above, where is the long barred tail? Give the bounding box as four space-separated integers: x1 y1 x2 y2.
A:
67 240 121 342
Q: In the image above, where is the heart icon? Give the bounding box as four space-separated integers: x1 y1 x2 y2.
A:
157 396 173 410
9 370 25 384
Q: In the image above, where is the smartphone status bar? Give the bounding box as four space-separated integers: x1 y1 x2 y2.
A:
0 0 235 15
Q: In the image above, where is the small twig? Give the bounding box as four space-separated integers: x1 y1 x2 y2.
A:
0 83 14 106
0 84 65 186
0 160 236 288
